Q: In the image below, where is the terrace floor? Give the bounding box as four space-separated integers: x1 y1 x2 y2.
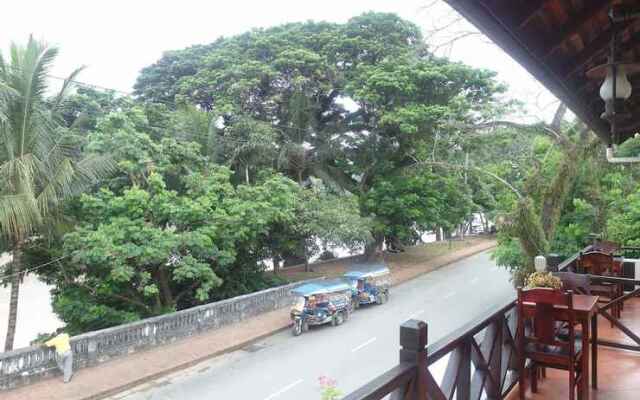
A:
509 296 640 400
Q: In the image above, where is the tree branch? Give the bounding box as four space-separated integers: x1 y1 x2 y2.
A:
412 160 522 199
59 260 153 314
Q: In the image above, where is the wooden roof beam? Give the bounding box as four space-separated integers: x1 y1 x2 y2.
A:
517 0 548 29
572 28 640 91
563 18 639 78
543 1 611 59
563 26 614 79
480 0 547 30
447 0 612 142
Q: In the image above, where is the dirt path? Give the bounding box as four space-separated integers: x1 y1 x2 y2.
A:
281 236 497 286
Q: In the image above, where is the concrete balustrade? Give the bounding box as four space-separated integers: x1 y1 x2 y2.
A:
0 278 322 390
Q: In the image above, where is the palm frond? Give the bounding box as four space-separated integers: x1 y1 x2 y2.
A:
0 192 41 240
0 153 38 190
51 65 86 110
37 157 76 216
73 153 116 189
0 37 109 243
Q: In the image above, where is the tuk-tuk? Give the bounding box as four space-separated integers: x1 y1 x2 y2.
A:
290 279 353 336
344 263 391 309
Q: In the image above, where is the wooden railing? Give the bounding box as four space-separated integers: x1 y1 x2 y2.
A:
344 299 519 400
343 319 427 400
425 300 519 400
556 246 640 353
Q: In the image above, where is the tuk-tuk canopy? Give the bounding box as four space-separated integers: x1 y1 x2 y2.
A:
291 278 351 296
344 263 390 280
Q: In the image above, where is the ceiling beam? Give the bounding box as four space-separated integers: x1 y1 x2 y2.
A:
480 0 547 30
543 1 610 59
562 26 614 79
445 0 612 142
517 0 548 29
563 19 639 79
572 27 640 93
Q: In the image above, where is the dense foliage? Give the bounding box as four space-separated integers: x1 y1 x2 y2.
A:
4 13 576 337
134 12 504 254
478 117 640 284
0 38 112 349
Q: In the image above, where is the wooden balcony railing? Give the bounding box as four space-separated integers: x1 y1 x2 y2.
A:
345 245 640 400
342 319 428 400
344 299 519 400
558 250 640 353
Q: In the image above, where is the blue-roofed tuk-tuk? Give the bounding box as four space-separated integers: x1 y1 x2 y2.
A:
344 263 391 309
290 279 353 336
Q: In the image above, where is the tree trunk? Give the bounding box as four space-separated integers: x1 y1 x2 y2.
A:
364 232 384 260
156 267 174 310
245 165 250 184
303 244 310 273
435 227 442 241
4 246 21 352
272 255 281 275
479 213 488 233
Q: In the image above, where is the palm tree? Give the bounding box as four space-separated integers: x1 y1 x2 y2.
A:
0 37 112 351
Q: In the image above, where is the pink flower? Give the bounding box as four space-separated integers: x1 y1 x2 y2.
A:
318 375 337 388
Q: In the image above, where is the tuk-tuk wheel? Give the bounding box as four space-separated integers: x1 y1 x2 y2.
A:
292 321 303 336
332 312 344 326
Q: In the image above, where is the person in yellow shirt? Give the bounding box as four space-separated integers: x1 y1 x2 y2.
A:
44 329 73 383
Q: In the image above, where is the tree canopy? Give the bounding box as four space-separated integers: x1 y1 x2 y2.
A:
4 12 607 338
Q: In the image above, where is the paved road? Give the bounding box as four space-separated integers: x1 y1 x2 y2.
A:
109 251 514 400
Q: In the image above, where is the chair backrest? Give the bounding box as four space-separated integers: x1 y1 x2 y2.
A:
592 240 620 255
553 272 592 295
517 288 576 354
578 251 616 275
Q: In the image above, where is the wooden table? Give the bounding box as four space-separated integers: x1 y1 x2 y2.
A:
523 294 599 400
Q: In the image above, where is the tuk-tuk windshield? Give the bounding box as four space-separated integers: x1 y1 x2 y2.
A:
292 297 306 313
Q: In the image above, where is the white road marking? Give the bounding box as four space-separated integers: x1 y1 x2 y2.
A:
470 277 479 285
443 291 456 300
263 379 304 400
352 337 377 353
407 309 425 320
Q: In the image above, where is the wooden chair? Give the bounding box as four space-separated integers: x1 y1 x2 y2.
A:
553 272 592 340
591 240 620 255
517 288 584 400
554 272 592 295
578 251 622 320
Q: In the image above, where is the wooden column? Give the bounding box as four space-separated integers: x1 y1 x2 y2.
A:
393 319 428 400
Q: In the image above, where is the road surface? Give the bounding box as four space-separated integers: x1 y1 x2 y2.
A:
109 250 514 400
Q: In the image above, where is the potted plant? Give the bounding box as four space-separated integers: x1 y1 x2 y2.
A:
525 271 563 290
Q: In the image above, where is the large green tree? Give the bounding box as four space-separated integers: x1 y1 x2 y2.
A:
0 38 112 350
133 13 504 257
41 168 301 333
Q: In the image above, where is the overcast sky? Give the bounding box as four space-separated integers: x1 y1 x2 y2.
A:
3 0 559 121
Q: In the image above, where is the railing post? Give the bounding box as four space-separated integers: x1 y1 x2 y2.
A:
393 319 428 400
457 339 471 400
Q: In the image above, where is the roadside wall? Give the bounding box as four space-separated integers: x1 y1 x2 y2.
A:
0 278 321 391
